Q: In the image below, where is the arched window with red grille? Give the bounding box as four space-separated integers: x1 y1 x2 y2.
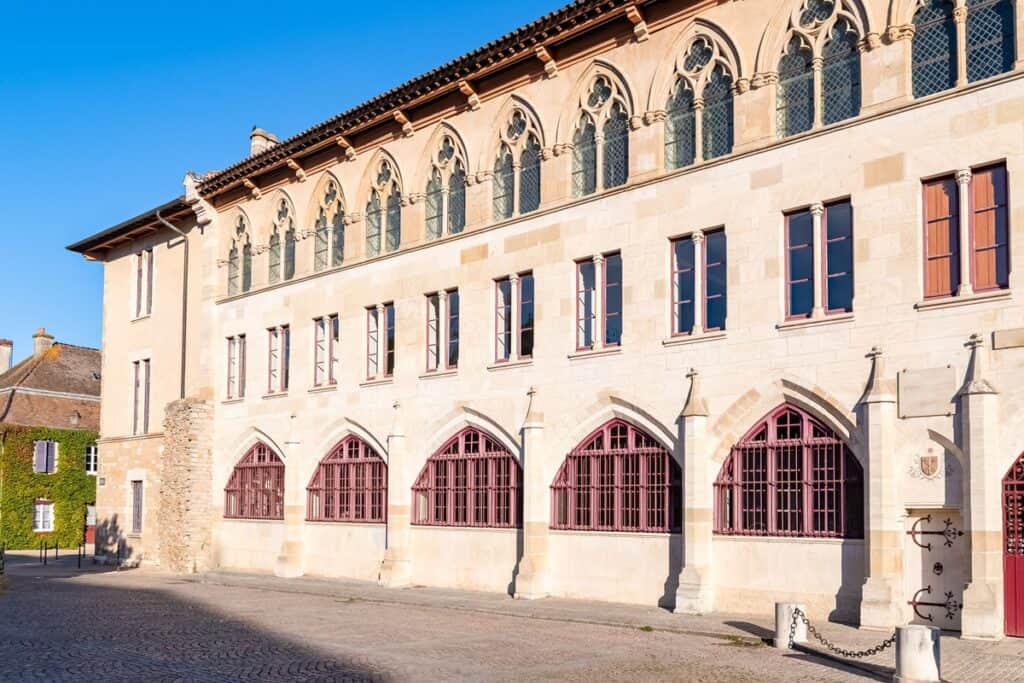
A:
412 428 521 528
307 435 387 523
714 405 863 538
224 442 285 520
551 419 681 533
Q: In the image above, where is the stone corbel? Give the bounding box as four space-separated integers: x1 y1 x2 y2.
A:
253 243 269 255
858 32 882 52
458 80 481 111
749 72 778 89
400 195 412 208
552 142 574 157
624 4 649 42
643 110 667 125
406 192 426 205
286 159 307 182
475 170 494 184
298 228 316 240
335 135 357 162
242 178 261 200
393 110 414 137
886 24 915 43
344 213 362 225
733 78 751 95
540 146 555 161
535 46 558 78
628 115 644 131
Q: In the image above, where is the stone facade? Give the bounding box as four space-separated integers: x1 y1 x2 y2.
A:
71 0 1024 639
158 398 213 573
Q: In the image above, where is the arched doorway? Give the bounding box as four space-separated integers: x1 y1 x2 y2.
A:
1005 452 1024 637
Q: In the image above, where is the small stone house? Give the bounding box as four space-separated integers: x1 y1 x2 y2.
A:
0 329 100 549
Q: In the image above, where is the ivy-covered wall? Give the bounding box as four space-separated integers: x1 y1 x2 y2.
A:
0 424 98 549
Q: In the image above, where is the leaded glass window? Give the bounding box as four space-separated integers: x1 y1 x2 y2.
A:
777 37 815 137
493 146 514 221
425 169 443 240
227 215 247 296
267 231 281 285
492 108 543 220
365 191 382 258
241 243 252 292
227 244 239 295
366 159 401 256
269 198 296 282
913 0 957 97
449 161 466 234
665 35 735 169
821 19 861 125
665 80 696 169
966 0 1015 83
702 65 734 161
385 185 401 252
426 134 467 238
519 135 542 214
572 74 631 197
314 179 345 271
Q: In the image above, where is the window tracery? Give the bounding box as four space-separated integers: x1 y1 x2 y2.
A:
227 215 252 295
493 109 542 221
425 135 467 240
572 74 630 197
365 159 402 257
665 35 735 169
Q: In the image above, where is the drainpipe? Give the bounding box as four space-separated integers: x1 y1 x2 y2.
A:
155 210 188 400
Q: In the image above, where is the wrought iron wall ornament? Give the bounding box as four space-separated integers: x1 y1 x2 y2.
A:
909 585 963 621
906 514 964 551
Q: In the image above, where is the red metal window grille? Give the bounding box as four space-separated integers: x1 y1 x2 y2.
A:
823 201 854 314
603 252 623 346
412 428 521 528
551 419 681 533
224 442 285 520
923 176 960 298
306 435 387 523
786 210 815 318
1004 452 1024 637
713 405 863 539
971 164 1009 291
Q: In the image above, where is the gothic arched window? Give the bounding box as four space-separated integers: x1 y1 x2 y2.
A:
224 442 285 520
572 74 631 198
365 160 402 257
913 0 958 97
314 179 345 271
966 0 1015 83
227 215 252 295
665 35 735 169
306 435 387 523
267 230 281 285
425 135 467 240
777 0 864 138
492 109 543 221
267 198 296 283
412 428 521 528
714 405 864 538
551 419 681 533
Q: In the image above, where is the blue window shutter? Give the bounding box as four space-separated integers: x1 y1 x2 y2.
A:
46 442 56 473
33 442 45 473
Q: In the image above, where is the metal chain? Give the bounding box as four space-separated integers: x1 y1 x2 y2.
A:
788 608 896 659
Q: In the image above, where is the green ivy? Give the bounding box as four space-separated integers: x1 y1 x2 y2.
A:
0 424 98 550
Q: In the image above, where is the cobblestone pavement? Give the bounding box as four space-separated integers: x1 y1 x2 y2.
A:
1 553 1021 682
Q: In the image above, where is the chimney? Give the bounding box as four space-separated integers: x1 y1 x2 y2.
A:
0 339 11 371
33 328 54 356
250 127 279 157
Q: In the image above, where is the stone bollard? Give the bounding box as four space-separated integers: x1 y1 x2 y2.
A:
774 602 807 649
894 625 940 683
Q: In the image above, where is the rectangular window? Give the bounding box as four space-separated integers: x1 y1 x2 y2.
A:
313 315 339 386
971 163 1009 291
603 252 622 346
519 272 535 358
33 500 54 532
495 278 513 361
823 201 854 313
131 480 143 535
923 176 960 298
384 303 395 377
33 440 58 474
132 359 151 435
495 273 535 362
446 289 459 369
226 334 246 399
786 210 815 318
671 230 728 335
85 444 98 475
267 325 289 393
426 293 441 371
576 259 597 349
367 307 379 379
367 304 395 379
134 248 154 318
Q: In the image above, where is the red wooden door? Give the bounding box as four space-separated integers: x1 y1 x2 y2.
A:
1005 455 1024 637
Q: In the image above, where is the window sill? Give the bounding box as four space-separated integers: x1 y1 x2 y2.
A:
713 534 863 546
549 528 673 539
308 384 338 394
261 392 288 400
222 397 245 405
411 524 518 534
418 369 457 381
776 312 854 332
222 518 284 524
305 520 387 527
359 377 394 388
567 346 622 362
486 359 533 372
662 330 727 348
130 315 151 324
33 530 54 534
915 289 1011 312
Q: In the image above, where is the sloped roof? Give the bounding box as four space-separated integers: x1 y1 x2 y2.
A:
0 343 101 398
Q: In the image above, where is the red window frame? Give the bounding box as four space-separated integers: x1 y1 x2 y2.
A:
551 419 681 533
313 315 339 386
383 302 395 377
822 200 854 315
445 289 459 370
785 210 815 319
426 293 441 371
412 428 521 528
670 230 727 335
267 325 290 393
224 442 285 520
922 175 960 298
518 272 534 359
366 307 379 379
713 405 863 539
226 334 246 399
575 259 597 351
306 435 387 523
602 252 622 347
494 273 534 362
670 236 696 336
969 163 1010 292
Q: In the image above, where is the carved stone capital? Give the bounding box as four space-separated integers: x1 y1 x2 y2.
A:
956 168 973 186
644 109 668 125
751 72 778 89
810 201 825 217
628 115 644 131
953 5 967 23
733 78 751 94
859 32 882 52
475 170 494 184
886 24 915 42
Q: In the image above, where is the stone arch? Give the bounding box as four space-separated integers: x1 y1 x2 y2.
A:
562 393 677 462
227 426 288 465
304 170 347 229
422 406 521 463
647 17 746 112
308 415 390 485
754 0 874 76
414 121 472 191
479 95 547 172
555 58 638 145
225 207 252 253
887 0 965 27
709 377 863 466
356 147 405 207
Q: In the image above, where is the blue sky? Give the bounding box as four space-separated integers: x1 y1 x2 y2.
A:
0 0 563 362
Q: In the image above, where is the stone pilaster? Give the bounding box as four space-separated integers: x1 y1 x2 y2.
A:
275 412 304 578
515 387 549 599
380 401 412 586
158 397 213 573
859 347 906 630
675 368 714 614
733 74 775 151
959 334 1003 639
